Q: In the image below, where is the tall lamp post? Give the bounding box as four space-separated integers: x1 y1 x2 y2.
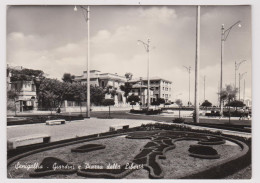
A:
239 72 247 101
138 39 151 109
74 5 91 118
235 60 246 91
219 21 241 116
139 77 143 108
194 5 200 123
183 66 191 106
203 75 206 102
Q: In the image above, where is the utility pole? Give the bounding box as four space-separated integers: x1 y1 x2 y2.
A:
204 75 206 101
183 66 191 106
219 21 241 116
194 5 200 123
235 60 246 94
74 5 91 118
138 39 151 109
239 72 247 101
243 79 245 102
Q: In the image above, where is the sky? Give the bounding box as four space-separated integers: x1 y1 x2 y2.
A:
6 5 252 105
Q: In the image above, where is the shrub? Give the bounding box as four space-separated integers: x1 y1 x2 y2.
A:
173 118 185 123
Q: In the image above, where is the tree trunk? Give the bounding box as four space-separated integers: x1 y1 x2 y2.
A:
179 106 181 118
109 106 111 118
228 99 231 124
14 99 17 116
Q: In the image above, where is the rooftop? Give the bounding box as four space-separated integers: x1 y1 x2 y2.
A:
129 76 172 84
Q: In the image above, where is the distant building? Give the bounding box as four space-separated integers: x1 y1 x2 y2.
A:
7 66 37 112
74 70 127 89
74 70 127 105
244 99 252 107
10 80 37 111
128 77 172 103
128 83 154 106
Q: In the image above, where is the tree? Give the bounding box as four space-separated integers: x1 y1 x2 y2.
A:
151 100 160 109
219 84 238 123
90 86 105 106
226 100 245 110
62 73 75 83
125 72 133 81
120 82 133 97
157 98 166 107
42 90 58 114
175 99 183 118
7 89 19 115
201 100 212 111
71 83 86 114
38 78 69 110
127 94 140 109
102 99 115 118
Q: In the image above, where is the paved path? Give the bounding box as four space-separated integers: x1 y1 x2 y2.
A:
7 118 156 142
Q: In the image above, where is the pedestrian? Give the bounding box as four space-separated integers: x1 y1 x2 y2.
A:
56 107 61 114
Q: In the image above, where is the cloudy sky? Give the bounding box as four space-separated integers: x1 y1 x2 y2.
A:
6 5 251 105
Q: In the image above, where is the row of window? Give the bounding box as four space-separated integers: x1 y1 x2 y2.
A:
162 94 171 98
162 87 171 91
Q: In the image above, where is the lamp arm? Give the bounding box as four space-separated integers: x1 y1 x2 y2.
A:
138 40 149 52
223 21 241 41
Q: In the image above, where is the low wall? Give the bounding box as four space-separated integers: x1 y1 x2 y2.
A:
61 105 141 113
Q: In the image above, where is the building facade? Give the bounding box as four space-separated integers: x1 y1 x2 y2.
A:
7 66 38 112
74 70 127 89
74 70 127 105
128 77 172 103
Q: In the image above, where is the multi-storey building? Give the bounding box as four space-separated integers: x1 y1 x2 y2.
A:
74 70 127 89
74 70 127 104
7 66 38 112
128 77 172 103
128 83 154 106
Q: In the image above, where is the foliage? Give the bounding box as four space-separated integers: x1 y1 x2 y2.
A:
91 86 105 106
38 78 69 109
173 118 185 123
127 94 140 104
151 100 160 106
105 86 118 98
219 85 237 104
201 100 212 107
157 98 166 104
102 99 115 118
62 73 75 83
125 72 133 81
175 99 183 118
9 68 44 82
102 99 115 106
120 82 133 97
7 89 19 100
226 100 245 108
175 99 183 107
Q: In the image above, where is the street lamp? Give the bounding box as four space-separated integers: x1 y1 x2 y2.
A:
183 65 191 106
203 75 206 102
138 39 151 109
235 60 246 90
239 72 247 101
219 21 241 116
139 77 142 108
74 5 91 118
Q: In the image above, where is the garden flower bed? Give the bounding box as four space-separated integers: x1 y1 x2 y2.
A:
7 124 251 179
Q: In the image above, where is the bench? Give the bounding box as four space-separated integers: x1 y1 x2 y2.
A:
7 134 51 150
46 119 66 125
109 125 129 132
